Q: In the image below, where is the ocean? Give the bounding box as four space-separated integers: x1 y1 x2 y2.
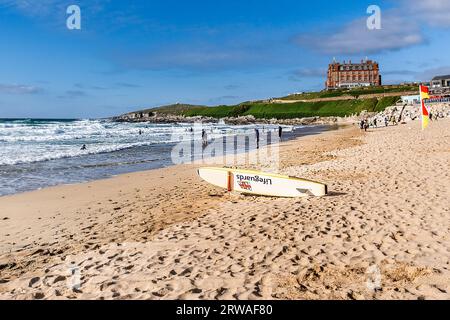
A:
0 119 334 196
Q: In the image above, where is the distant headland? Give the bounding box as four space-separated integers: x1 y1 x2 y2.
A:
113 84 418 125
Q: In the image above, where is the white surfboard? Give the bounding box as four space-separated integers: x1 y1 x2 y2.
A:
198 167 327 198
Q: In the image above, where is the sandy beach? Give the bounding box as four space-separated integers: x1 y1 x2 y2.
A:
0 119 449 300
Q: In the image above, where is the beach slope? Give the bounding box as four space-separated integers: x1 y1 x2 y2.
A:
0 120 449 300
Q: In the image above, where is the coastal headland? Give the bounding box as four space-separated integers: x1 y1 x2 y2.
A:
113 85 415 125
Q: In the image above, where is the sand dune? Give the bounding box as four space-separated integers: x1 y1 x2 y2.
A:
1 120 449 300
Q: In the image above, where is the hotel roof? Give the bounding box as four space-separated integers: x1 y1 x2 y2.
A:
432 75 450 81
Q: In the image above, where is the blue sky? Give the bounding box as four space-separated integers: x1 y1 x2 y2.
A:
1 0 450 118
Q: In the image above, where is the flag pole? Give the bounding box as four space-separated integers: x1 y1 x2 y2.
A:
420 84 430 130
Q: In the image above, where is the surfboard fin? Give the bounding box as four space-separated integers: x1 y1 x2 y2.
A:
296 188 314 196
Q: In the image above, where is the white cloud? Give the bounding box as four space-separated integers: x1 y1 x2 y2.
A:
414 65 450 81
0 0 108 22
295 12 424 55
294 0 450 55
111 43 272 72
292 68 326 78
404 0 450 26
0 0 65 17
0 84 42 94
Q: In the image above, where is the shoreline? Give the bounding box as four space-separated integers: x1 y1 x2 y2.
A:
1 119 449 300
0 123 336 197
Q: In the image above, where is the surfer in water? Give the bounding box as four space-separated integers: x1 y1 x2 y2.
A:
255 128 260 149
81 144 87 150
202 129 208 147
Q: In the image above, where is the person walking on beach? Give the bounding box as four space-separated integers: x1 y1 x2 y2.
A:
364 119 369 132
278 126 283 141
391 116 397 126
255 128 260 149
360 119 365 131
373 118 377 128
385 117 389 127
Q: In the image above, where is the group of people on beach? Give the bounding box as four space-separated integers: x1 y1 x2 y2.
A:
254 126 283 149
360 115 394 131
428 111 444 121
359 103 450 133
185 125 284 149
79 125 285 151
360 118 384 131
197 125 284 149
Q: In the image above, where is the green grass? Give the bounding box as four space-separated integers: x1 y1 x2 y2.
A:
374 96 400 112
137 103 206 115
181 97 400 119
280 85 416 100
241 99 378 119
183 105 251 118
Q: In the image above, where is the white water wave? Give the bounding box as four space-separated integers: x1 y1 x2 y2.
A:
0 119 295 166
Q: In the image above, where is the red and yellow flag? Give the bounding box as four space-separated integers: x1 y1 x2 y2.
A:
421 100 429 130
419 85 430 130
420 85 430 100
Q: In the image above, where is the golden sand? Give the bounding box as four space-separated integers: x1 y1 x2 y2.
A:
0 120 449 300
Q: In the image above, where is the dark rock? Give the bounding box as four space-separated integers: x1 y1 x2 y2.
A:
190 288 202 294
33 292 45 300
180 267 193 276
29 277 40 287
0 263 16 271
53 275 66 284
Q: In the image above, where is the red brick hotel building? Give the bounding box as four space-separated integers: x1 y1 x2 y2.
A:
326 59 381 90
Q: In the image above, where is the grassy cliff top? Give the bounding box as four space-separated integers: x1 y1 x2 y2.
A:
130 103 206 115
182 96 399 119
279 84 417 100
